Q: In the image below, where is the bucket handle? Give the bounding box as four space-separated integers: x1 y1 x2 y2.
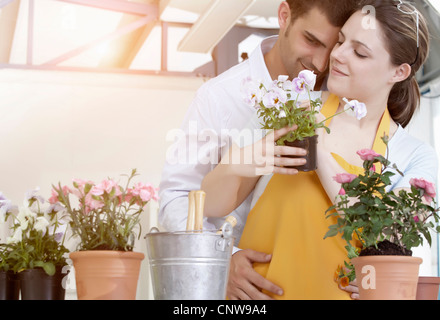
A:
215 221 234 252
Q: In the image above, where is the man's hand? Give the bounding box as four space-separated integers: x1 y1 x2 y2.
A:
227 249 283 300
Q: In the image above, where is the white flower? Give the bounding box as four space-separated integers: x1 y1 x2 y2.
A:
0 200 17 223
17 207 36 230
7 228 22 244
34 216 50 233
262 87 288 110
242 77 264 108
277 75 289 83
343 98 367 120
25 187 45 204
299 70 317 90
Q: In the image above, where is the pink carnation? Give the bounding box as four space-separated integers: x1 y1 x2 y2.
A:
409 178 437 203
49 185 70 204
333 173 357 184
130 182 159 202
84 193 104 212
357 149 380 161
90 179 118 196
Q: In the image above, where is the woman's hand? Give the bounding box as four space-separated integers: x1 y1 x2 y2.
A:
223 125 308 177
202 125 308 217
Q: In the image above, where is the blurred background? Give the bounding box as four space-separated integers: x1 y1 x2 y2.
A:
0 0 439 299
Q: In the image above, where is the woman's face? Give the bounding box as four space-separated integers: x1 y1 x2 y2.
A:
327 11 398 103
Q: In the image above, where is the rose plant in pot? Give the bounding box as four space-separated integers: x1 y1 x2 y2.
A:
242 70 367 171
0 189 69 300
325 137 440 300
51 169 158 300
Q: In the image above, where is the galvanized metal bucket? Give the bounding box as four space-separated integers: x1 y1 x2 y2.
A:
145 222 235 300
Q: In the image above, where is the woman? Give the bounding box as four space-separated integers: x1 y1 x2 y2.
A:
202 0 437 299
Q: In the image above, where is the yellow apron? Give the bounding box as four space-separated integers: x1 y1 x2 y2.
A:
239 94 390 299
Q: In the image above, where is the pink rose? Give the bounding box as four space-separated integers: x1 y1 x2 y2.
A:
357 149 380 161
338 188 346 196
410 178 437 203
333 173 357 184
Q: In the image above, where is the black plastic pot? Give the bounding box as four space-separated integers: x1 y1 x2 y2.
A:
283 135 318 172
0 271 20 300
19 268 66 300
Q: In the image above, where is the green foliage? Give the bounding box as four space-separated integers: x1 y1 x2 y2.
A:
0 194 69 276
257 98 328 145
54 169 157 251
325 136 440 256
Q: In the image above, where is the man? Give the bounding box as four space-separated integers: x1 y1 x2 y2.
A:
159 0 358 299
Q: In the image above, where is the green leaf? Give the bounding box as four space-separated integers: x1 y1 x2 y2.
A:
34 261 56 276
324 227 339 239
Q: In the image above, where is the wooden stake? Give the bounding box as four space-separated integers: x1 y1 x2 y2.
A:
186 190 196 231
194 190 206 231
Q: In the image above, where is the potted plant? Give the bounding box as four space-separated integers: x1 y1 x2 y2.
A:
0 194 20 300
1 188 69 300
325 136 440 300
51 169 158 300
242 70 367 171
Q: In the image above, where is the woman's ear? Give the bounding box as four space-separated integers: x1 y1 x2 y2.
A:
278 1 291 31
390 63 412 84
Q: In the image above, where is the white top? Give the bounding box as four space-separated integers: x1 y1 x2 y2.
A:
158 36 278 240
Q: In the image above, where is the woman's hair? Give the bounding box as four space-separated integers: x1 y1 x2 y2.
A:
286 0 359 27
358 0 430 128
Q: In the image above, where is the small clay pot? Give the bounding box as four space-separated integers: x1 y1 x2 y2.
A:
282 135 318 172
352 255 422 300
416 277 440 300
70 250 144 300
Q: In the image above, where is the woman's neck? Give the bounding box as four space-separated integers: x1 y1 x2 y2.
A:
336 96 398 138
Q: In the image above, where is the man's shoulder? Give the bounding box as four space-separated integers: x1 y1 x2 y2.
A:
199 60 252 93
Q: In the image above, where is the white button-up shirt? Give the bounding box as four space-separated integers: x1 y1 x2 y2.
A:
158 36 278 242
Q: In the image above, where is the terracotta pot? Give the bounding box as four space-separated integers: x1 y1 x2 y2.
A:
416 277 440 300
19 268 67 300
352 256 422 300
283 135 318 172
70 250 144 300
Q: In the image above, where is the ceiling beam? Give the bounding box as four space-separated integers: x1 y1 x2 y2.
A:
0 0 20 63
178 0 256 53
98 0 159 69
42 14 157 66
54 0 157 16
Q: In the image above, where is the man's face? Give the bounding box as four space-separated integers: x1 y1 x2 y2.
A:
279 7 341 83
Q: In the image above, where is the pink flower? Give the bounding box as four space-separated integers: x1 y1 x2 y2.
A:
90 179 118 196
410 178 437 203
338 188 346 196
357 149 380 161
71 178 94 198
131 182 159 202
333 173 357 184
84 193 104 212
49 186 70 204
413 216 420 223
